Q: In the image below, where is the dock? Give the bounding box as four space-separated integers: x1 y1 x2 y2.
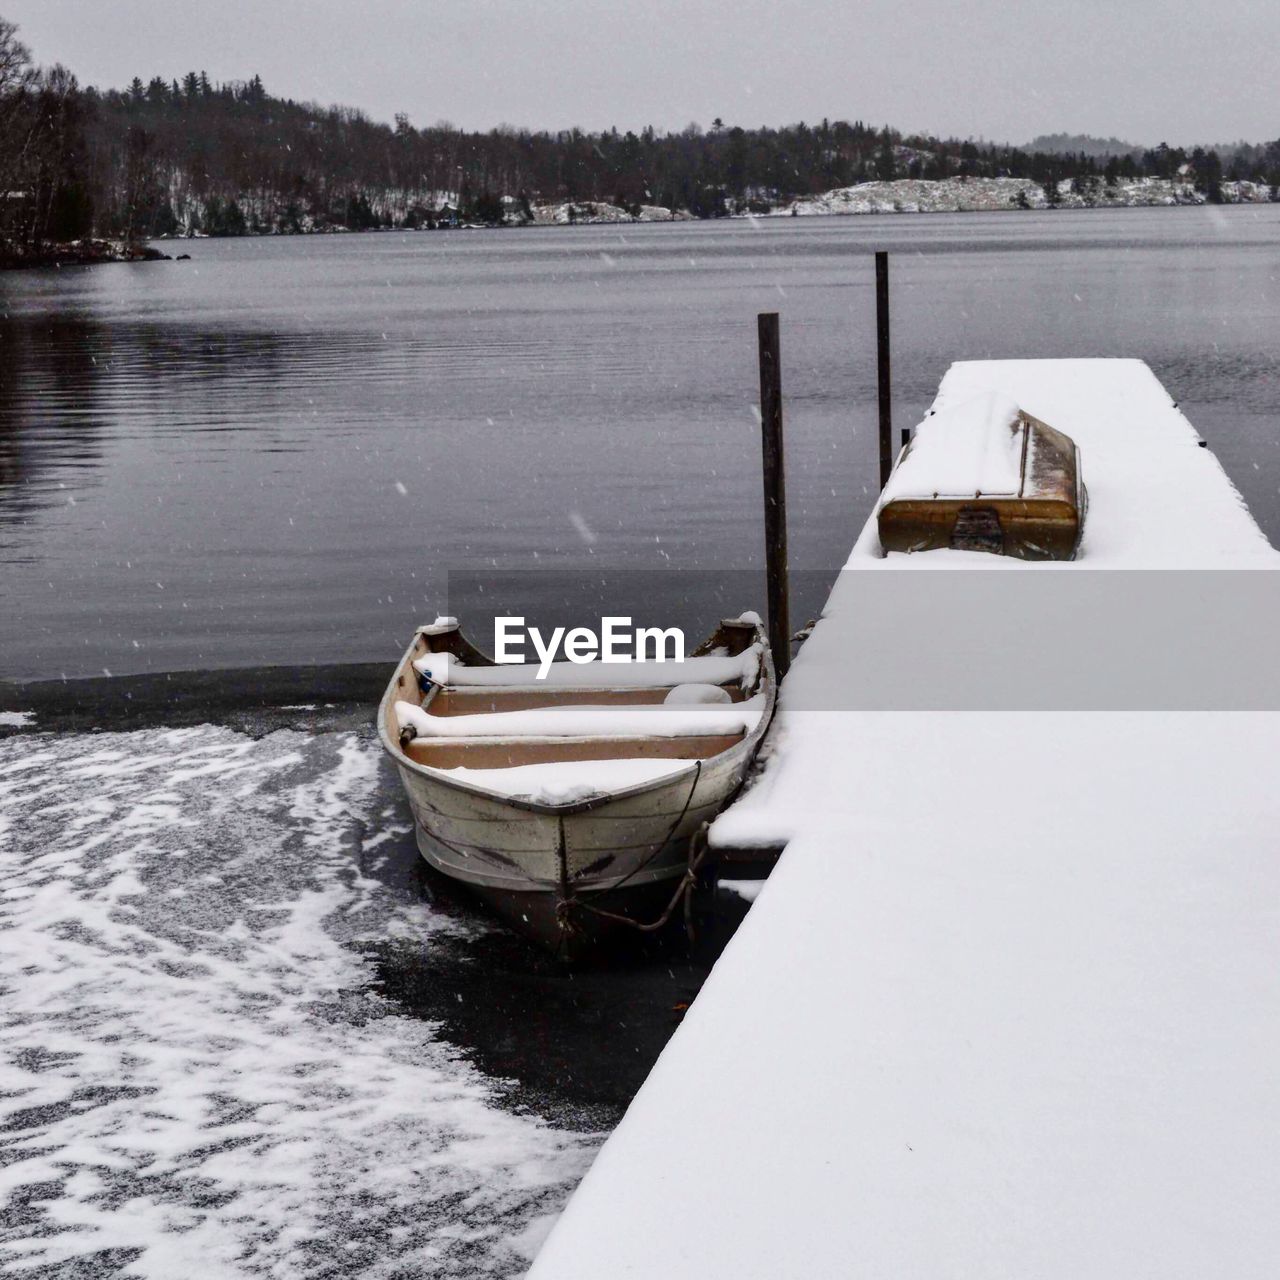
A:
529 360 1280 1277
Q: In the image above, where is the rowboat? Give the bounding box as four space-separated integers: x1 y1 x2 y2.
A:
378 615 776 957
878 390 1087 559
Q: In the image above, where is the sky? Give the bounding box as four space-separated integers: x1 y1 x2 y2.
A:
5 0 1277 147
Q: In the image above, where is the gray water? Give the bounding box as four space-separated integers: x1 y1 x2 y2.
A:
3 207 1280 680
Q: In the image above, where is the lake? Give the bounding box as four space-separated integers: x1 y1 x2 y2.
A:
3 206 1280 680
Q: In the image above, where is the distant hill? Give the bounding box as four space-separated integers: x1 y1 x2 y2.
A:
1027 133 1144 159
1 13 1277 252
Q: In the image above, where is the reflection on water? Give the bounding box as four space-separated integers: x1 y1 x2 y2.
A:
2 207 1279 679
0 316 107 541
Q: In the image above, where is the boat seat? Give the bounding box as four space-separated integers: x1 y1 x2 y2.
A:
394 695 766 742
412 649 760 690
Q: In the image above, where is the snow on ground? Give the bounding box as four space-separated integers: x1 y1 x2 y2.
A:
530 361 1280 1277
530 202 690 225
0 727 598 1278
781 176 1051 215
777 175 1275 216
0 711 35 727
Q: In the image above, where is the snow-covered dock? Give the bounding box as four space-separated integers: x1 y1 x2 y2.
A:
529 360 1280 1278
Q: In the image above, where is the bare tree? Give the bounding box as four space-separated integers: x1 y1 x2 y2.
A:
0 14 33 233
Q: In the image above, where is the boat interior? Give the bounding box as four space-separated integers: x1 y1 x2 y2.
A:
386 620 765 773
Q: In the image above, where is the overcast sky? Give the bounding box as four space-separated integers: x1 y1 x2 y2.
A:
6 0 1277 147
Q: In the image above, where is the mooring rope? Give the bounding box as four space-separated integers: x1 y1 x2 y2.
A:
565 822 712 937
565 760 709 934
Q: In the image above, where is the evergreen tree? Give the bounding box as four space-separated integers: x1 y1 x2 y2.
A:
874 138 896 181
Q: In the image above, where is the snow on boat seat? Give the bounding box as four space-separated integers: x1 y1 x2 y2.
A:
878 390 1086 560
394 696 766 741
663 683 732 705
412 649 760 690
431 757 696 804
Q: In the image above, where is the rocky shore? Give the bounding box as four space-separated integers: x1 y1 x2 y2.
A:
5 175 1276 270
0 238 172 270
778 174 1276 216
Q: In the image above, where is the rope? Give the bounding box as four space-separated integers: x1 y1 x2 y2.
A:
568 822 711 936
581 759 703 903
564 757 709 936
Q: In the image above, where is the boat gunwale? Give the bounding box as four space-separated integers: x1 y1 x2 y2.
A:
377 618 776 818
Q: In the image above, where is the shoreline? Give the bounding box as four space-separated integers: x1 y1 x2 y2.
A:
0 662 388 736
172 188 1276 237
6 179 1273 271
0 238 173 271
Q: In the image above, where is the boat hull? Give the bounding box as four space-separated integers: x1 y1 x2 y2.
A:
396 745 750 955
414 827 683 955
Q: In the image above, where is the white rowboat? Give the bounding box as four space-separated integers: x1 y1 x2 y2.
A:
378 616 776 956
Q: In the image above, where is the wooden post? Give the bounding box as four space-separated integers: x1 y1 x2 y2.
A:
876 250 893 489
757 312 790 680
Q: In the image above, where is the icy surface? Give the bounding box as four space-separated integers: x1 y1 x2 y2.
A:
530 361 1280 1278
878 391 1023 501
395 696 765 740
0 728 597 1277
433 758 694 804
413 651 755 689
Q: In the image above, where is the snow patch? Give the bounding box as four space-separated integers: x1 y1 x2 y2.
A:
395 695 766 740
413 648 759 689
880 391 1023 501
432 757 695 804
663 684 733 706
417 615 458 636
774 175 1276 218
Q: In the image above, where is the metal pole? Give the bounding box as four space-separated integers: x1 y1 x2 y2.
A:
876 250 893 489
757 312 790 680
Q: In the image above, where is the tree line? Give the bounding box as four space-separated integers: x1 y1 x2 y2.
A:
2 13 1279 253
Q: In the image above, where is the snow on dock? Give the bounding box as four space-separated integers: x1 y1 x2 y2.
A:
529 360 1280 1278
